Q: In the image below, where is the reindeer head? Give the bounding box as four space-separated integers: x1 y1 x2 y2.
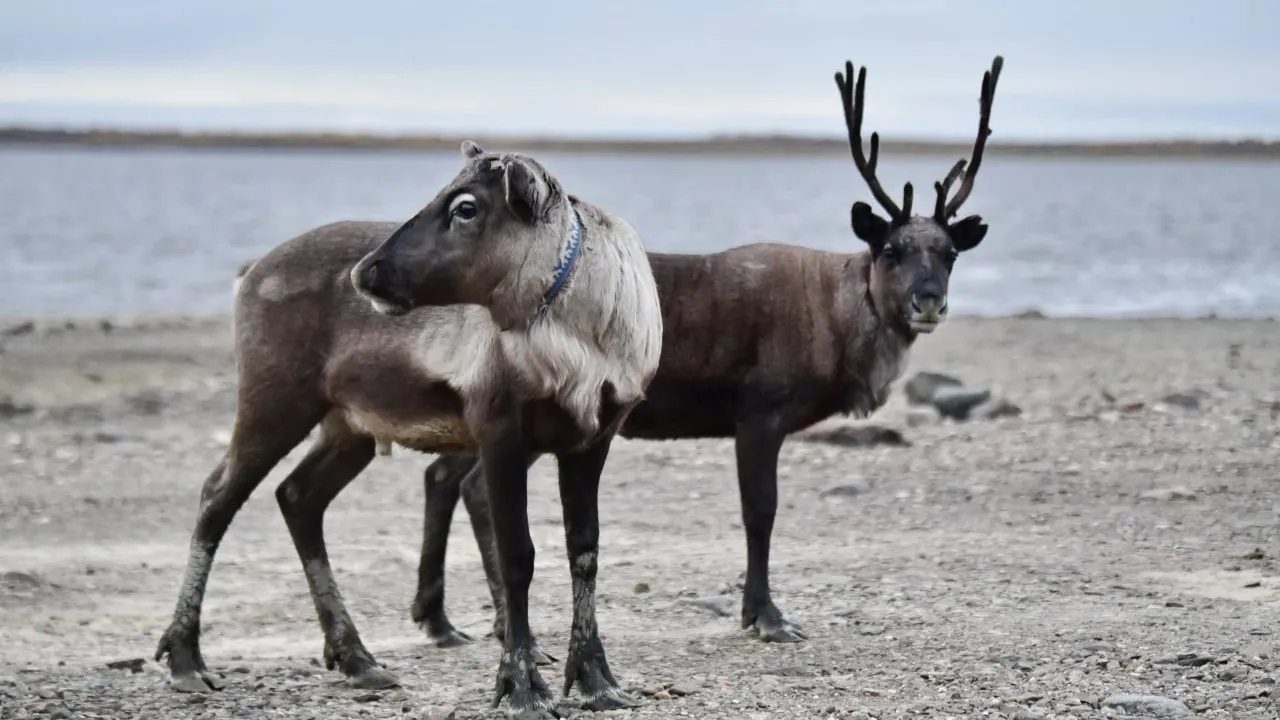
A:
835 56 1002 334
351 141 572 316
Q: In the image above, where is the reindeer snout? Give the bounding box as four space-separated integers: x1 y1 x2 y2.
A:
911 292 947 316
350 255 410 316
353 258 381 293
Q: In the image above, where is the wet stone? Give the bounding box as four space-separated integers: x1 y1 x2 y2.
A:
933 386 992 420
904 371 963 405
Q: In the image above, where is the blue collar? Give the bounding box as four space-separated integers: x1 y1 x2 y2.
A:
540 207 583 311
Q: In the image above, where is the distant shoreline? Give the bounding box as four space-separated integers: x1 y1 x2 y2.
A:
2 126 1279 160
2 313 1274 335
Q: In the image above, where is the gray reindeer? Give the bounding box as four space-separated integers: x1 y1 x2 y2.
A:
156 141 663 717
404 56 1004 660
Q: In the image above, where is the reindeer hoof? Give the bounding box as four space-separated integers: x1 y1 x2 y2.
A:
753 618 808 643
580 685 642 712
562 633 637 711
530 643 558 667
331 643 400 689
428 626 473 649
170 670 224 693
492 647 558 717
745 604 808 643
156 625 223 693
349 665 400 690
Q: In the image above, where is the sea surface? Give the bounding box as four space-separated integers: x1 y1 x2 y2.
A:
2 146 1279 319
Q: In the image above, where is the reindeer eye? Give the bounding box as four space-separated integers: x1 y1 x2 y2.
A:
880 246 898 262
448 193 478 222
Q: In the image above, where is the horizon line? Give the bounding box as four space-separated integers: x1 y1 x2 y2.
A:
3 124 1279 159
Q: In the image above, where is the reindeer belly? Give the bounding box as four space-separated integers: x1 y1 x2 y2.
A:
329 364 477 454
343 409 476 454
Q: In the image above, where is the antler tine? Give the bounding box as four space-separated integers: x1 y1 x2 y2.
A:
834 61 904 221
933 159 967 219
943 55 1004 220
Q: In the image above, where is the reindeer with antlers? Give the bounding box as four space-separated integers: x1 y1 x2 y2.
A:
294 56 1007 661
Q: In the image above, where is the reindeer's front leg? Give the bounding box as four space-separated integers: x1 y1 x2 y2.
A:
474 399 558 718
736 410 807 643
456 459 559 665
557 434 641 711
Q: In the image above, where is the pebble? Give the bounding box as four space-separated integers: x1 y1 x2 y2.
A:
1239 642 1272 659
1175 653 1215 667
1160 392 1203 411
683 596 734 617
757 664 811 677
1 572 43 587
1081 642 1118 654
799 424 909 448
819 482 871 499
2 321 35 337
1219 666 1245 681
1139 486 1198 501
1101 693 1194 718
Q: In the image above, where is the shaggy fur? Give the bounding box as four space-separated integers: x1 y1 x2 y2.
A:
155 142 662 716
489 198 662 439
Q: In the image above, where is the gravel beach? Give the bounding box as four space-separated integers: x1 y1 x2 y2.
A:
1 314 1277 719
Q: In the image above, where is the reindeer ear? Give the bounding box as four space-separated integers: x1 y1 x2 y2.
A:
503 159 549 224
460 140 485 159
949 214 988 252
851 201 889 253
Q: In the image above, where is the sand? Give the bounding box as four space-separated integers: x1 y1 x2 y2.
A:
0 314 1277 720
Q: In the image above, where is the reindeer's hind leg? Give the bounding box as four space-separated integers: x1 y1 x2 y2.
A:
412 454 480 648
415 455 558 665
156 399 325 693
274 417 393 689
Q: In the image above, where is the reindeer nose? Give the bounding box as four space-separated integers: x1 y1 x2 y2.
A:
912 292 947 314
353 257 383 294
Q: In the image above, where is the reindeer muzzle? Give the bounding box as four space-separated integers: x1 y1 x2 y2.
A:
909 293 948 332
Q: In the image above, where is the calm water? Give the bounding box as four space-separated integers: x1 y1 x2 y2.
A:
2 146 1279 319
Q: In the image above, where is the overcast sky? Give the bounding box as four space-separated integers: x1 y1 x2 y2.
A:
0 0 1273 140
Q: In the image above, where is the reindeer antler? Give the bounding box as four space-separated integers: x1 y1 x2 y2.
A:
835 61 912 222
938 55 1003 221
933 159 966 220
